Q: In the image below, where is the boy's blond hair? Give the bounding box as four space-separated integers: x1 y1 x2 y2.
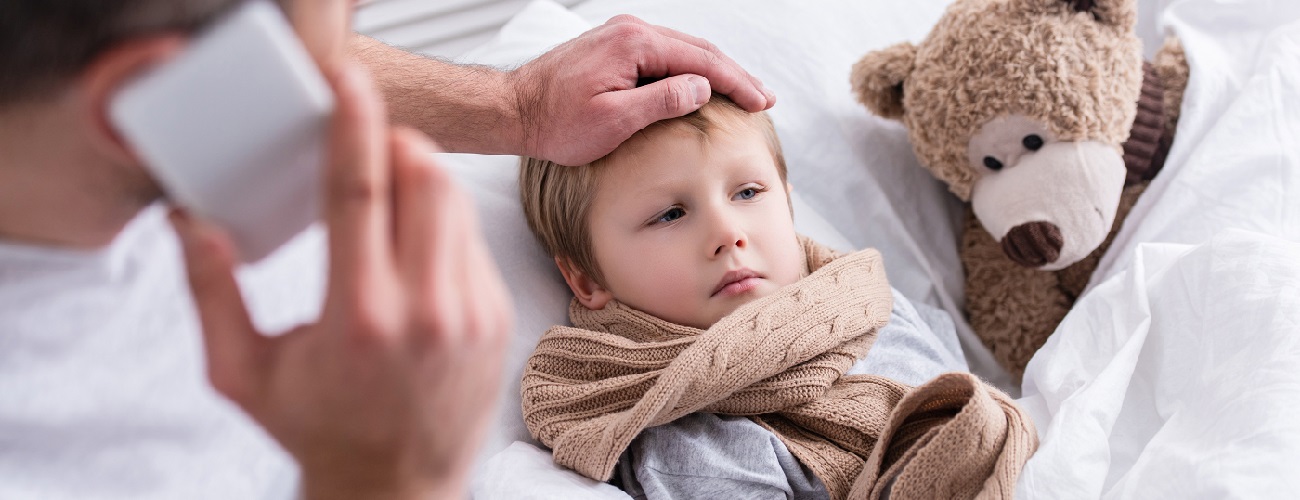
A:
519 95 788 286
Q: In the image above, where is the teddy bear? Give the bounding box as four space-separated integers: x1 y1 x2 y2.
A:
849 0 1190 380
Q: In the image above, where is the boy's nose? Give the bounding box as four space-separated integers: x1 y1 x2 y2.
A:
709 214 748 257
713 237 747 257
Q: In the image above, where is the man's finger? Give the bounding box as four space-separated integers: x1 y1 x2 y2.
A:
323 62 392 301
168 209 265 409
389 129 453 295
634 36 769 113
288 0 353 70
601 73 710 133
388 128 469 341
462 213 514 347
643 24 774 110
604 16 770 112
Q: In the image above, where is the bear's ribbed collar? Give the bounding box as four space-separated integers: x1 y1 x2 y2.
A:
1122 62 1172 186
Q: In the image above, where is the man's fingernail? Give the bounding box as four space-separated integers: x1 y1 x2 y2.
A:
689 76 710 106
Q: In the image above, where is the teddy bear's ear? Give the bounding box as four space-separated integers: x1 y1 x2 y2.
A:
850 42 917 121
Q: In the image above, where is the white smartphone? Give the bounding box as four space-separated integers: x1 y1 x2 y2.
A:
110 0 334 263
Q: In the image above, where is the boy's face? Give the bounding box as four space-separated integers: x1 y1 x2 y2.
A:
579 120 806 329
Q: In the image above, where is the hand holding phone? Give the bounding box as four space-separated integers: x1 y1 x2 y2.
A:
168 58 514 500
111 0 334 263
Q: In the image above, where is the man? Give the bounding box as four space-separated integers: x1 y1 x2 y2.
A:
0 0 773 498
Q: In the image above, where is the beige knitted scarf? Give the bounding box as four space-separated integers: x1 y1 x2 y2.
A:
521 239 1036 499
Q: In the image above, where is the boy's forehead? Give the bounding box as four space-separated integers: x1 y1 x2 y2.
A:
612 112 764 162
599 118 776 190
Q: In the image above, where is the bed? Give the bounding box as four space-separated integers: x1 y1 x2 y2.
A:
243 0 1300 497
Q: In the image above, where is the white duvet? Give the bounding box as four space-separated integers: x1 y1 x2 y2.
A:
1017 1 1300 497
1018 231 1300 498
359 0 1300 497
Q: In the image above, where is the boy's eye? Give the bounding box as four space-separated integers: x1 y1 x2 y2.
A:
734 185 766 201
656 207 686 224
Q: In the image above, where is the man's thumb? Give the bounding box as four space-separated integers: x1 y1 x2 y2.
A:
168 209 265 408
621 74 712 126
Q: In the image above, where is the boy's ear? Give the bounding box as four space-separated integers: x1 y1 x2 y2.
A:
78 35 187 167
850 42 917 121
555 257 613 310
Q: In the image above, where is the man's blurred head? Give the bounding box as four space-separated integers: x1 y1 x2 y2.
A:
0 0 347 147
0 0 356 248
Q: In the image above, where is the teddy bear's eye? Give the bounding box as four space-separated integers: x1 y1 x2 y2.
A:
983 156 1004 171
1023 134 1045 151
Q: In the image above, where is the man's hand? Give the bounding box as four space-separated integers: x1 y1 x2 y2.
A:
353 15 773 166
509 15 775 166
170 62 512 500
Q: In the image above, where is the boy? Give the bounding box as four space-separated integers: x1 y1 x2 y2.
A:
518 97 1034 499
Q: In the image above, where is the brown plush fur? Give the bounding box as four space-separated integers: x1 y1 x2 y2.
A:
851 0 1192 380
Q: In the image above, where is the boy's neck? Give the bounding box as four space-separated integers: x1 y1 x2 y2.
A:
0 101 160 249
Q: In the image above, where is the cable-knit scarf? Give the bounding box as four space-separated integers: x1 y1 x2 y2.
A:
521 238 1036 499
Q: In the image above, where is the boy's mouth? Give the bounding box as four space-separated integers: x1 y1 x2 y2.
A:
712 269 762 297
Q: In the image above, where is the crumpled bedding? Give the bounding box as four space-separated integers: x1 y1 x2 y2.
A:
1016 0 1300 496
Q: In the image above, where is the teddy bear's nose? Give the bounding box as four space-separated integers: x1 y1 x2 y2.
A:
1001 221 1064 268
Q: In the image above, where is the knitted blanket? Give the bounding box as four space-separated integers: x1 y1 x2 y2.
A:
521 239 1036 499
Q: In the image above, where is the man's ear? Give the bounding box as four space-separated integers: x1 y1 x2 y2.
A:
78 35 187 167
850 42 917 121
555 257 613 310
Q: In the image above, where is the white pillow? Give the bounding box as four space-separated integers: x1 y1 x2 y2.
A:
434 0 1024 468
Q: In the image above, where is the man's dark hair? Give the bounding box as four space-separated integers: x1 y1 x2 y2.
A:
0 0 279 107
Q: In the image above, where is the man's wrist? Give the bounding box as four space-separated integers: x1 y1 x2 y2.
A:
503 64 543 161
350 34 527 157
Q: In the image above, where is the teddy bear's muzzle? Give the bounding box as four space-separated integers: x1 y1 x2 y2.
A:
971 140 1127 271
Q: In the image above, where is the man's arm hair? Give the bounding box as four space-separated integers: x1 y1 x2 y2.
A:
350 34 526 156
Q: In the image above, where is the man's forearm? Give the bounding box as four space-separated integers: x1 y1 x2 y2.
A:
350 35 524 156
